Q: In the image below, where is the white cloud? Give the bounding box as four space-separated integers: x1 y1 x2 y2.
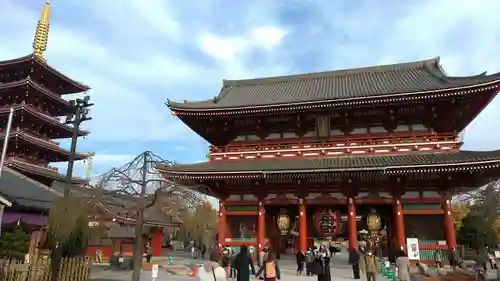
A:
250 26 288 48
198 33 248 62
1 0 500 177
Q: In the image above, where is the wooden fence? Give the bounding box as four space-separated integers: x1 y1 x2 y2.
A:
0 256 91 281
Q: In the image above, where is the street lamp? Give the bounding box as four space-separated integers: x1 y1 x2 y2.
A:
64 95 93 196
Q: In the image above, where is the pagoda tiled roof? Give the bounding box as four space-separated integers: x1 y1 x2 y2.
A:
2 131 88 161
0 78 71 109
0 104 89 138
159 150 500 177
5 157 86 184
0 54 90 94
167 57 500 113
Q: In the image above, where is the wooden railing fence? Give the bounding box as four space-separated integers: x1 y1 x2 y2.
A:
0 256 91 281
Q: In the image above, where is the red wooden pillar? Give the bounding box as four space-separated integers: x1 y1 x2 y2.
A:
151 228 163 257
298 198 307 253
218 201 227 251
444 199 457 249
347 198 358 252
393 199 406 251
257 202 266 253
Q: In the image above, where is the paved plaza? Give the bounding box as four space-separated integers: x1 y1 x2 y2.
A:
91 252 370 281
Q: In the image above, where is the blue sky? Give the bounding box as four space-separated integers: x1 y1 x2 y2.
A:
0 0 499 179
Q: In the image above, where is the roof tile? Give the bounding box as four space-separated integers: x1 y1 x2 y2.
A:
160 150 500 174
167 58 500 111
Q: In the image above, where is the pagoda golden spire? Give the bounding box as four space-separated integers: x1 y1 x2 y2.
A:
32 0 51 61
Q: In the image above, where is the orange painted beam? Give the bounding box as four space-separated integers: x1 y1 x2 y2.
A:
419 244 448 250
226 211 258 216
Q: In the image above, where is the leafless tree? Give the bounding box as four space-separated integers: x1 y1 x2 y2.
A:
96 151 203 281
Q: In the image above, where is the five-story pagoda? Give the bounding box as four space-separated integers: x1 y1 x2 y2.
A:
0 0 89 185
161 58 500 263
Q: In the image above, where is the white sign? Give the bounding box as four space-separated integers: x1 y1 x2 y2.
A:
152 264 159 279
406 238 420 260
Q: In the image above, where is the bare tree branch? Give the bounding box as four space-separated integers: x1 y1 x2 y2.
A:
92 151 204 281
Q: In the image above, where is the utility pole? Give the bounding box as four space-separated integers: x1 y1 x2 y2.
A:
64 96 93 197
0 108 14 178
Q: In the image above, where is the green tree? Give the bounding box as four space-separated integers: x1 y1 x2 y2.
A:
452 202 469 230
0 227 30 258
457 213 497 249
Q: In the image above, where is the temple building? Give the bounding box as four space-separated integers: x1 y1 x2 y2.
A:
0 0 90 186
160 57 500 263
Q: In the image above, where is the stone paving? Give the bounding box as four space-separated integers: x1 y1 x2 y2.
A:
90 252 375 281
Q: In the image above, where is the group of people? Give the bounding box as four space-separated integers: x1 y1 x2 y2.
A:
191 242 208 260
293 245 334 281
348 246 380 281
196 246 281 281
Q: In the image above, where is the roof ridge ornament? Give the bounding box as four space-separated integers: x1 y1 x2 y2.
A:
33 0 51 61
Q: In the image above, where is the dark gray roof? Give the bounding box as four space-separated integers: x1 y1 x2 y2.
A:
0 167 62 210
167 57 500 112
65 184 182 227
159 150 500 175
0 54 90 94
106 226 135 238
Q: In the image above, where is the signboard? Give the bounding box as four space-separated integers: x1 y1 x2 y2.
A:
152 264 159 279
406 238 420 260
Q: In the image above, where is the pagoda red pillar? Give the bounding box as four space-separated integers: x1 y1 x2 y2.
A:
443 199 457 249
257 202 266 253
298 198 307 252
347 198 358 252
218 201 227 251
151 227 163 257
393 199 406 251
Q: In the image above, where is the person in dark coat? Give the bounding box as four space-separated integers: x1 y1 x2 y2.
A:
349 248 361 279
316 250 331 281
232 246 255 281
296 250 306 275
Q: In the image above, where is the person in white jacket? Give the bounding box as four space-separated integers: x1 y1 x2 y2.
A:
196 251 227 281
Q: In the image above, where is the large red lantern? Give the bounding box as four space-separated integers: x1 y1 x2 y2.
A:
314 208 339 237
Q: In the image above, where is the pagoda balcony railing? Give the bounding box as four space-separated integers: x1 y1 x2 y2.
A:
209 132 460 160
7 156 59 172
0 104 59 121
4 128 60 145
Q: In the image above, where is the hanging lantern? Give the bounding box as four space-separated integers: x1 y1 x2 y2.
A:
366 209 382 233
276 209 290 235
314 208 339 237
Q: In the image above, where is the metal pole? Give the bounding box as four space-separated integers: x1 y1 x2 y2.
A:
0 108 15 178
65 105 81 196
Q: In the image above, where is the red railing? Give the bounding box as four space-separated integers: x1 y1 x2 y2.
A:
210 132 458 154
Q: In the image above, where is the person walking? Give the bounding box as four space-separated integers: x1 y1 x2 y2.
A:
305 248 314 276
196 250 227 281
232 246 255 281
448 248 460 272
349 248 361 279
395 250 410 281
200 244 206 260
360 249 379 281
434 251 442 272
296 250 306 275
258 247 268 267
256 251 281 281
316 250 331 281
